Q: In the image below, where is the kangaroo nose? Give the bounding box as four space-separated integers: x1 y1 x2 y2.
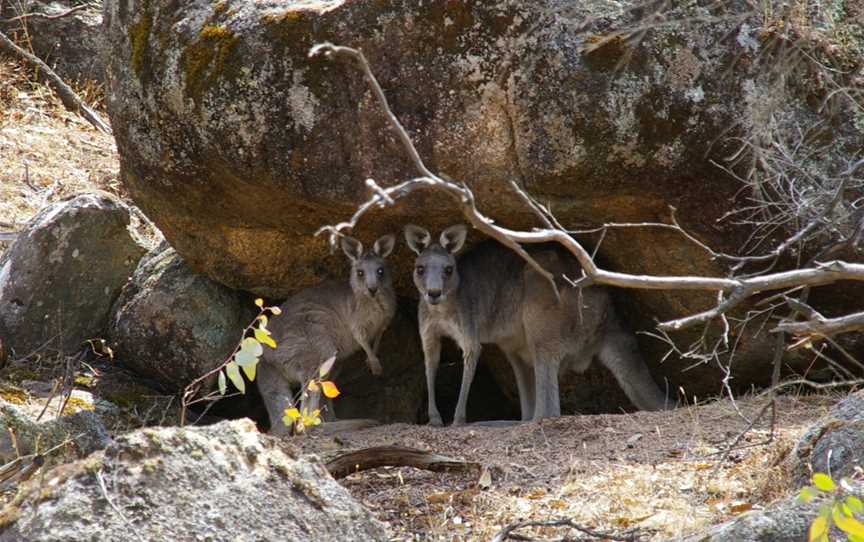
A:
428 289 441 300
368 286 378 297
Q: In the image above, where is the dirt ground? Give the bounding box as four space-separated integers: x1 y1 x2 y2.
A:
0 55 849 542
293 394 837 541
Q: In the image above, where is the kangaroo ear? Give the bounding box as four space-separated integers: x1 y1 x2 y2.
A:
404 225 431 255
440 224 467 254
373 234 396 258
339 235 363 261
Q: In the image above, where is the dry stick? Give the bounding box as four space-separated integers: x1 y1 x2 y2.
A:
324 445 479 480
0 29 111 134
311 43 864 339
491 518 644 542
2 4 87 22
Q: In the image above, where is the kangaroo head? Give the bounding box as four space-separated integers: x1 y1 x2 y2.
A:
404 224 467 306
340 234 396 299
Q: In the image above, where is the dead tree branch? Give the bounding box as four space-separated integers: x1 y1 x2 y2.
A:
312 43 864 341
324 445 480 479
491 518 646 542
2 4 87 22
0 29 111 134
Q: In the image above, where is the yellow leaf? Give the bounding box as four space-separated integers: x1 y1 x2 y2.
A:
812 473 835 492
307 380 320 392
255 298 264 307
834 504 864 537
809 515 828 542
847 496 864 515
321 380 340 399
270 306 282 315
283 407 301 420
254 328 277 349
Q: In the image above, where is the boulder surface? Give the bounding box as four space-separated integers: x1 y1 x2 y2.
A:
0 419 388 541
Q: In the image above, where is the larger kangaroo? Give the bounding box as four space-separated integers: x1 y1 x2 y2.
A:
258 234 396 435
404 224 668 426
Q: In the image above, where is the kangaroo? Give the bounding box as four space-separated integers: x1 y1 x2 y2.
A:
257 234 397 435
404 224 669 426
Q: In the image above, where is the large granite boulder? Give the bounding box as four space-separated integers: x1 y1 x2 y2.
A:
108 245 256 392
102 0 864 403
0 419 388 541
0 192 147 357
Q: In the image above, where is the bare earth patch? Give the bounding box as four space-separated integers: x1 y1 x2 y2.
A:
295 394 838 541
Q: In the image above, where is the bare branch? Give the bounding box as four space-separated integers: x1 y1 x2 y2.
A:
2 4 87 22
774 311 864 339
0 29 111 134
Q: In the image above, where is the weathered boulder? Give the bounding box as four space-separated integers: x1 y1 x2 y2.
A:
0 192 147 357
0 0 104 82
676 494 821 542
792 390 864 485
108 244 256 392
0 399 111 466
0 419 388 541
103 0 864 403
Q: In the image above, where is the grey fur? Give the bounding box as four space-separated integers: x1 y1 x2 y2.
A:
258 234 397 435
405 224 669 426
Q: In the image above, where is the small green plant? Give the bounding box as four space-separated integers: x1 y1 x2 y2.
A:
180 298 280 425
281 355 340 434
799 472 864 542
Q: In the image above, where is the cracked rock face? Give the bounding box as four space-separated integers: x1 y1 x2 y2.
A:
104 0 864 401
0 419 388 541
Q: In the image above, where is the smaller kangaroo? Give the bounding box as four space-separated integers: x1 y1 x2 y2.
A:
257 234 396 435
405 224 669 426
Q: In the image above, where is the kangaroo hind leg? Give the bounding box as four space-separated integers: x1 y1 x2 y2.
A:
504 350 535 421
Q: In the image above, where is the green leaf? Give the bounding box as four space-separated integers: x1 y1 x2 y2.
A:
849 534 864 542
847 496 864 516
799 487 818 503
217 370 227 395
319 355 337 379
254 328 277 349
809 514 828 542
813 473 836 492
834 504 864 537
235 337 264 366
225 361 245 394
241 360 256 381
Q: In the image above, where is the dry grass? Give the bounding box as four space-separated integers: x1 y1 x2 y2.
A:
295 393 839 541
0 56 120 242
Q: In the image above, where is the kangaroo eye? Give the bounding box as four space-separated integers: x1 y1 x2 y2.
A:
376 267 384 276
415 266 425 276
444 266 454 276
356 269 365 278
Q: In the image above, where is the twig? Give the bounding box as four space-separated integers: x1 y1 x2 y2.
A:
491 518 645 542
3 4 87 22
324 445 480 479
0 29 111 134
96 470 145 541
